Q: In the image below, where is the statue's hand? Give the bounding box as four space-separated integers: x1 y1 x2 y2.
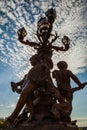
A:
80 82 87 89
18 34 24 42
11 82 17 92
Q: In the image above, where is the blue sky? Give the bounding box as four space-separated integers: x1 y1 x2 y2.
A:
0 0 87 127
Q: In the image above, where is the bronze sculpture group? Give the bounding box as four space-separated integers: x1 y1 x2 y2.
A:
7 8 87 128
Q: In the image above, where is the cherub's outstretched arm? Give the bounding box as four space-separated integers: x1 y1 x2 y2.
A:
71 82 87 93
11 74 27 93
69 71 83 87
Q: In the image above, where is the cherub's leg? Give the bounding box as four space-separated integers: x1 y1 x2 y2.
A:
7 81 36 123
51 103 61 120
26 94 35 115
66 93 73 115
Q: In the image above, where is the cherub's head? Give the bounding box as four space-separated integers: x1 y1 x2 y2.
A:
57 61 68 70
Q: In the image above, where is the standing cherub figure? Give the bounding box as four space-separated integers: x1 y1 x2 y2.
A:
52 61 85 113
52 61 87 123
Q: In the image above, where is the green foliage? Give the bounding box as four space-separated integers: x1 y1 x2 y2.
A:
0 120 7 129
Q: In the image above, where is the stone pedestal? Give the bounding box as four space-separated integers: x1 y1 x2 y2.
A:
5 125 78 130
5 119 78 130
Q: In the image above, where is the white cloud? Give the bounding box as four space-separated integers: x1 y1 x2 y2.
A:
0 104 4 107
0 0 87 78
0 28 3 34
7 103 15 108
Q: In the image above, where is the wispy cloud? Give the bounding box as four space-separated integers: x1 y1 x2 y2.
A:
0 0 87 78
7 103 16 108
0 104 4 107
